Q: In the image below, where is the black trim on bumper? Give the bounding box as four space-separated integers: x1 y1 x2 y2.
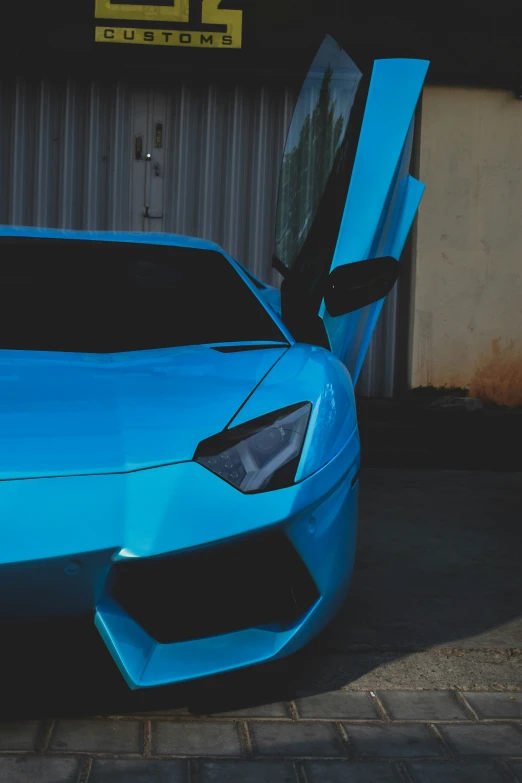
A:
110 531 319 644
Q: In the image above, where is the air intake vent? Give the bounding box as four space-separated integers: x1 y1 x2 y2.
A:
110 530 319 644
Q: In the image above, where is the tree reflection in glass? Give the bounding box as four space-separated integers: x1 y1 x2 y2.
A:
275 36 362 273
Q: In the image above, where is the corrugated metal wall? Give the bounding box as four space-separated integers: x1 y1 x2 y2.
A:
162 81 294 287
0 78 134 233
0 75 399 396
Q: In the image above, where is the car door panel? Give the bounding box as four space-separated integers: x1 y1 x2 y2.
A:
320 58 429 375
274 40 428 378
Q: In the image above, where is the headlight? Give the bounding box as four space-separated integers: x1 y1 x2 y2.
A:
195 402 312 493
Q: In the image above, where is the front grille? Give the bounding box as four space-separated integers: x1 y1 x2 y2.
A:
110 530 319 644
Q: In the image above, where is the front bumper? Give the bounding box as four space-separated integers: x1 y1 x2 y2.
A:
1 428 359 688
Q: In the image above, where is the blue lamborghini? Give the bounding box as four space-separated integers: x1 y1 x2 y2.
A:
0 38 428 688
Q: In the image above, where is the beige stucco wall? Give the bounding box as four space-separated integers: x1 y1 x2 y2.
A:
411 86 522 389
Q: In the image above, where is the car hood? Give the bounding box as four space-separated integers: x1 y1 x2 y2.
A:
0 346 287 480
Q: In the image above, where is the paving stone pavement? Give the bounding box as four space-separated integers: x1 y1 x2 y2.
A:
1 690 522 782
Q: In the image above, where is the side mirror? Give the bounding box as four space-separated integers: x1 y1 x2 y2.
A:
324 256 399 317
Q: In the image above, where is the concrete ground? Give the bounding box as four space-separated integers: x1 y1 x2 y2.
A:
0 470 521 781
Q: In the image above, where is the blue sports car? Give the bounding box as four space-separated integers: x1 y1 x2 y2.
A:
0 38 428 689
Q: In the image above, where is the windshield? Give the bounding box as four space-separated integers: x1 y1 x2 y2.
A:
0 238 286 353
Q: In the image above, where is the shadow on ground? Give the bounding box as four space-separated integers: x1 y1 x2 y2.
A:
1 469 521 719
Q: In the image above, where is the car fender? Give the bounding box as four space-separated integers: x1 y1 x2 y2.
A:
228 343 357 481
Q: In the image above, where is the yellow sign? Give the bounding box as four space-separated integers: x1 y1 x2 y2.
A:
95 0 243 48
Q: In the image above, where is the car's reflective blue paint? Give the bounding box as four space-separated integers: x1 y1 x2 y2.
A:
230 344 358 482
0 345 287 479
0 225 222 250
2 388 359 686
95 432 359 688
1 353 358 562
256 285 282 316
321 58 429 375
0 547 116 623
0 51 429 689
342 171 426 384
